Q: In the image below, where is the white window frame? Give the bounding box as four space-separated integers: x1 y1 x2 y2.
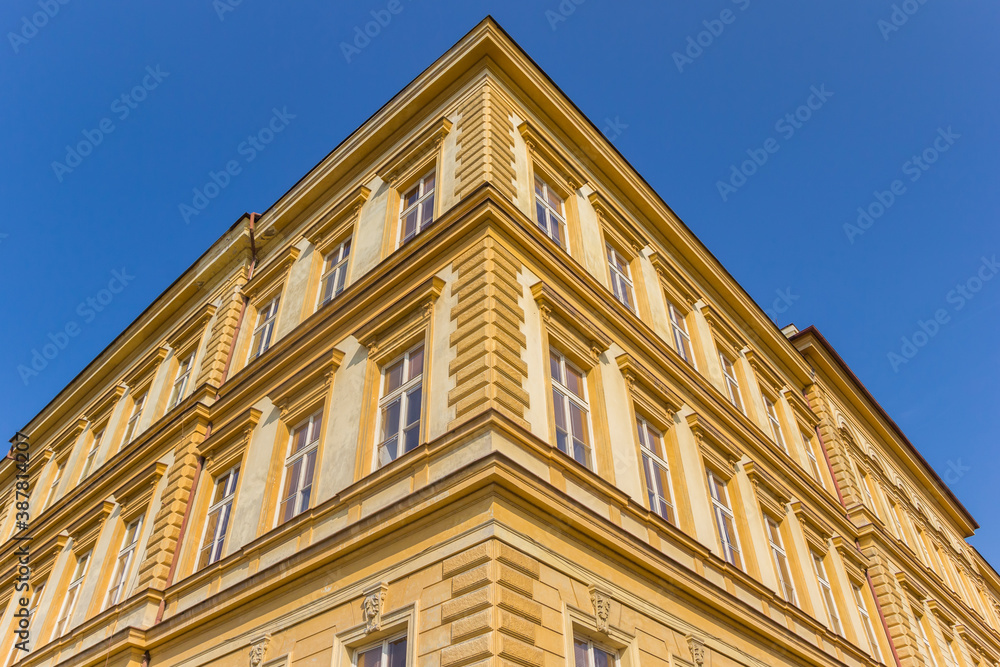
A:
168 350 196 409
376 345 424 469
573 635 619 667
352 632 409 667
248 296 280 362
708 471 743 568
197 466 240 567
667 302 696 368
53 551 90 637
80 428 103 480
765 515 796 604
916 616 940 667
398 171 436 245
720 352 744 413
550 350 594 470
277 411 323 526
763 395 787 453
890 501 910 546
103 516 143 610
318 238 352 308
606 244 636 312
861 471 881 519
121 392 146 447
802 431 825 487
636 415 675 525
852 583 883 662
534 175 568 249
42 463 64 510
812 551 842 635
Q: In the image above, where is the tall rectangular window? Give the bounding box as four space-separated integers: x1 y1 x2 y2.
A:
811 551 842 634
399 171 435 244
852 583 883 662
802 431 825 487
765 516 796 603
573 637 618 667
198 467 240 567
319 239 351 306
720 353 744 413
80 429 103 480
168 351 196 409
42 463 64 510
708 471 742 569
377 345 424 467
278 411 322 525
763 395 787 453
861 471 881 519
53 552 90 637
667 302 695 367
249 296 280 361
606 245 635 312
636 415 675 525
104 517 143 609
354 634 407 667
916 528 934 567
890 502 909 546
945 640 961 667
916 616 939 667
121 392 146 446
550 351 591 469
534 175 566 248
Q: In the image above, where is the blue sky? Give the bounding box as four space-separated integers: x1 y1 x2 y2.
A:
2 1 998 562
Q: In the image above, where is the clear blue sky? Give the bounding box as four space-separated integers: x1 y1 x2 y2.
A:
2 1 997 561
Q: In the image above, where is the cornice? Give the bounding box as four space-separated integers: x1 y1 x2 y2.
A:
700 303 746 354
649 251 700 308
123 346 170 390
85 384 127 423
353 275 445 358
531 282 612 362
113 461 168 516
588 190 648 255
615 353 682 419
686 412 741 473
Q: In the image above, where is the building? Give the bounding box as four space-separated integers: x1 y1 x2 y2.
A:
3 17 999 667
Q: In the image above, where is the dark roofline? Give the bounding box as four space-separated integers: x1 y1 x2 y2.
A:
791 325 978 531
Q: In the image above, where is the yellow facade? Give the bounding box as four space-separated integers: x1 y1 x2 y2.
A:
3 18 998 667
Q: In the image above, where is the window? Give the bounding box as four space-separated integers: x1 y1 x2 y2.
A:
104 516 143 609
852 583 883 662
534 175 567 248
720 353 744 413
319 239 351 306
636 415 675 525
121 392 146 446
198 467 240 566
53 552 90 637
399 171 435 244
861 471 881 519
550 351 592 469
708 471 742 568
249 296 280 361
42 463 64 510
167 351 196 409
802 431 825 488
945 640 961 667
667 302 695 367
354 634 407 667
27 580 45 624
574 637 618 667
606 245 635 312
890 501 909 545
377 345 424 468
278 411 322 525
765 516 796 604
763 395 787 453
916 528 934 567
916 616 940 667
811 551 842 634
80 429 103 480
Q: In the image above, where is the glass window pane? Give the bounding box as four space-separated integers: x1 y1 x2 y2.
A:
406 388 422 426
385 361 404 393
573 640 589 667
408 346 424 380
388 638 407 667
421 196 434 226
594 647 614 667
382 400 401 440
565 365 584 399
550 353 561 382
356 646 382 667
403 209 418 240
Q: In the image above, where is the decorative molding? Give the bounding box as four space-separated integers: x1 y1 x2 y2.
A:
589 585 613 634
377 116 452 188
588 190 647 257
742 460 790 518
199 407 262 471
791 500 834 553
700 303 745 355
686 412 741 475
124 346 170 391
167 302 218 353
51 418 89 456
832 535 868 581
85 384 127 424
780 386 819 429
615 353 681 430
355 276 445 364
303 185 371 255
249 634 270 667
113 461 168 518
743 349 784 397
686 635 707 667
67 499 115 553
361 582 388 634
518 120 588 195
242 246 301 303
531 282 611 366
648 252 700 308
268 348 345 422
